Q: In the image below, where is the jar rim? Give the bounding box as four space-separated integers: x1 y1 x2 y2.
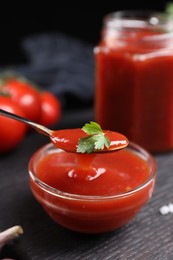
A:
104 10 173 32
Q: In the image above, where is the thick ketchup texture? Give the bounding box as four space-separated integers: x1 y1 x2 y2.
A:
29 139 156 233
35 149 150 196
95 29 173 152
50 128 128 152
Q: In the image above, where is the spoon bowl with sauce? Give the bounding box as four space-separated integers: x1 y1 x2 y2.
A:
0 109 128 153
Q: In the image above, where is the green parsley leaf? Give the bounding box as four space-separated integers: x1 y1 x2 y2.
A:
94 134 110 150
76 121 111 153
77 136 98 153
82 121 102 135
165 2 173 14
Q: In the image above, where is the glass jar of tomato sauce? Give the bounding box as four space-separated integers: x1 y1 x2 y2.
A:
95 11 173 153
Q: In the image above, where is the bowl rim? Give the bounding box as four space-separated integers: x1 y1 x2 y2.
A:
28 141 157 201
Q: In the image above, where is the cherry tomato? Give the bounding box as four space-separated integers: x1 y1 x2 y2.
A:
39 91 61 126
1 77 41 122
0 96 27 153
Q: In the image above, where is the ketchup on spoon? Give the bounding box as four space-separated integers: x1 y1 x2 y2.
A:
0 109 128 153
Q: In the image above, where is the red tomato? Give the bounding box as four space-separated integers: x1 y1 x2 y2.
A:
0 96 27 153
39 91 61 126
1 78 41 122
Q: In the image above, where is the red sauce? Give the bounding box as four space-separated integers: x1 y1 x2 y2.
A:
95 23 173 152
50 128 128 152
30 144 156 233
36 150 149 196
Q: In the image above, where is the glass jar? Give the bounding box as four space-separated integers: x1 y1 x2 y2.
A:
95 11 173 153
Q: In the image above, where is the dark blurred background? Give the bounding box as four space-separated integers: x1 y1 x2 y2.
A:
0 1 170 66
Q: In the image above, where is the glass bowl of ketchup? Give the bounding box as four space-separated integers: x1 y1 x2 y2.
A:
28 141 157 234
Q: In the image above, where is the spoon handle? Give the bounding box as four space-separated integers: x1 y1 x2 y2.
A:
0 109 52 137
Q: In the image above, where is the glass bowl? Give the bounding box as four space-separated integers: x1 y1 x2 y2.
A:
28 142 157 234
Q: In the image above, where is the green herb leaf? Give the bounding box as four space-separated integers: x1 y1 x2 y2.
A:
95 134 110 150
82 121 102 135
77 121 111 153
77 136 98 153
165 2 173 14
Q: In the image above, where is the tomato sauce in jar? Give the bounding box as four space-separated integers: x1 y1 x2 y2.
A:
95 11 173 152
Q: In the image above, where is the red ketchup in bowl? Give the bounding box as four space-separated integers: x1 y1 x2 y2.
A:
29 124 156 233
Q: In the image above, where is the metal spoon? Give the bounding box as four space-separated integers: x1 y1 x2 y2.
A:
0 108 128 152
0 108 52 137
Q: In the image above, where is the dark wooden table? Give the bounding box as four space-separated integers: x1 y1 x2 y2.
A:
0 108 173 260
